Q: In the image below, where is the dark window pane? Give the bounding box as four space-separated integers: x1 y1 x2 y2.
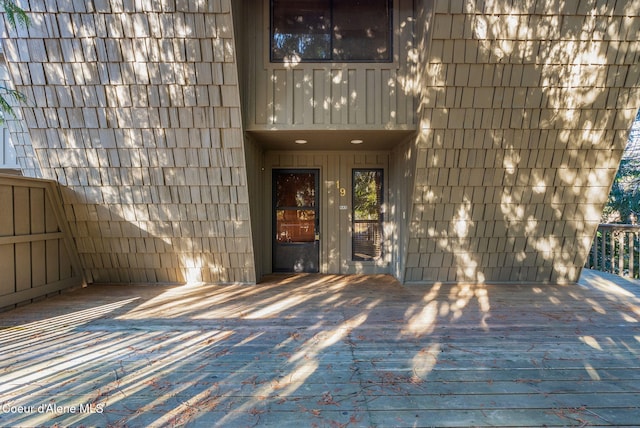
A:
333 0 391 61
353 222 382 260
271 0 391 62
272 0 331 61
275 172 316 207
276 209 316 242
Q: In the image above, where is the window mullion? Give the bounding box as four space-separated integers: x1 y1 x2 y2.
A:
329 0 334 61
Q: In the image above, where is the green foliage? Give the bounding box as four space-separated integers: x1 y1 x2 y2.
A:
353 170 382 221
1 0 28 28
0 0 29 123
0 85 26 112
603 158 640 223
602 110 640 224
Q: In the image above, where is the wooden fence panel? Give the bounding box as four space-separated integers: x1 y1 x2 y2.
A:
0 174 84 310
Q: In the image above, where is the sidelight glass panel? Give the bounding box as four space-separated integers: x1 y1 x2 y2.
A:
352 169 383 260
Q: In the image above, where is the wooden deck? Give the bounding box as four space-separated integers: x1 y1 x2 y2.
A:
0 269 639 427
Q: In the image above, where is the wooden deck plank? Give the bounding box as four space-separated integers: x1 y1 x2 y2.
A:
0 269 639 427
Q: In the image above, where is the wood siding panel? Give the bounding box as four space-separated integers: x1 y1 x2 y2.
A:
366 69 377 125
273 69 287 124
251 64 417 130
243 135 264 280
293 69 305 125
255 68 268 125
348 69 358 125
382 69 396 125
325 154 340 273
244 0 417 131
313 69 325 125
355 69 367 125
330 69 345 125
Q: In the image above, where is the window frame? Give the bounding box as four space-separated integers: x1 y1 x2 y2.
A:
351 168 384 262
269 0 394 64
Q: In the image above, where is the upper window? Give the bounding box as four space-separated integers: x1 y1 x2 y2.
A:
271 0 392 63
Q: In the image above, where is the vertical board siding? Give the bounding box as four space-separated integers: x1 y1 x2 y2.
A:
292 69 305 125
254 65 415 129
313 69 325 125
0 175 84 309
245 0 417 131
255 68 268 125
366 69 377 125
273 69 287 124
348 69 358 125
382 69 391 124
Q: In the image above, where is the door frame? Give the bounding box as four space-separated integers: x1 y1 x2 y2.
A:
260 151 392 278
339 156 390 274
271 168 321 273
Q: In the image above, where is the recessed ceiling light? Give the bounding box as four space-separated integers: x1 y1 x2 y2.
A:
295 139 308 144
350 139 363 144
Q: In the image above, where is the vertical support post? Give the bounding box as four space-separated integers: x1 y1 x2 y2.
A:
600 229 607 271
610 230 615 274
630 231 635 278
619 232 625 276
591 233 598 269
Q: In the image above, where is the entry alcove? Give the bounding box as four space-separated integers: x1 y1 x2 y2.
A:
243 129 416 282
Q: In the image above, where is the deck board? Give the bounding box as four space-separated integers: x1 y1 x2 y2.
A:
0 269 639 427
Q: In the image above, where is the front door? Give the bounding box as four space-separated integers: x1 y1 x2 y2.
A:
273 169 320 273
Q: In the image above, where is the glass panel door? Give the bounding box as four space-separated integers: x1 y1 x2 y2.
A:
273 170 320 272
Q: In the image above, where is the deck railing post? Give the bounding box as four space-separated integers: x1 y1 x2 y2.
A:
630 231 635 278
619 231 624 275
588 224 640 279
600 229 607 271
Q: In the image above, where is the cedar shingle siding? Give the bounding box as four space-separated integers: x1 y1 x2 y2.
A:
1 0 639 284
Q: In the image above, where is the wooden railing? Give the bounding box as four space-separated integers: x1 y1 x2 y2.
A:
586 224 640 279
0 174 85 310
